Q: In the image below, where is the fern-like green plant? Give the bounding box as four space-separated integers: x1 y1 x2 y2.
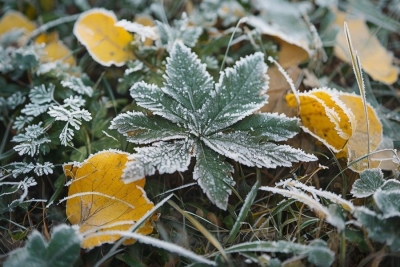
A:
110 41 317 209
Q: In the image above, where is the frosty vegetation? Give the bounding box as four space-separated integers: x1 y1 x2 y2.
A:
110 41 317 209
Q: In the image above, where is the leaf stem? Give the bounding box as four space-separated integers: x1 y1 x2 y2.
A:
220 17 248 72
27 14 81 42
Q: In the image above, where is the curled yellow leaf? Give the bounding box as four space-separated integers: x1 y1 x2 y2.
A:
286 88 382 172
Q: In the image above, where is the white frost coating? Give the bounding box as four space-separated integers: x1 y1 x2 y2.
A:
279 178 355 212
52 223 83 242
88 230 217 266
163 41 214 120
204 52 269 134
260 186 345 231
268 56 300 105
122 140 193 183
81 220 137 236
116 19 158 40
202 132 317 169
374 189 400 216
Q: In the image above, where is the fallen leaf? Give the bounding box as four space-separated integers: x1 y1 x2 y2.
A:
64 149 154 249
334 11 398 85
286 88 354 153
286 88 383 172
275 37 310 68
0 10 36 44
73 8 135 67
337 92 383 171
35 32 76 66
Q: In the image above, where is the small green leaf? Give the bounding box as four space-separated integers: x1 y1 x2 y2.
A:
110 111 187 144
4 224 81 267
380 179 400 191
194 142 235 210
351 168 384 198
374 190 400 215
355 207 400 252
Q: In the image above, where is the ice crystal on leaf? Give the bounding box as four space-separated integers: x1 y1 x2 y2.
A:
110 41 316 210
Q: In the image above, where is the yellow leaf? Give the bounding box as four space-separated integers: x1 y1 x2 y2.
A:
334 11 398 85
35 31 58 44
286 88 382 172
286 88 354 153
64 150 154 249
0 10 36 36
275 37 309 68
73 8 135 67
336 93 383 171
35 32 76 66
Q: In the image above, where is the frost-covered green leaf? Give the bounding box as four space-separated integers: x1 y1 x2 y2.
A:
164 42 213 116
156 14 203 49
21 103 51 117
351 168 384 198
4 224 81 267
130 82 191 126
122 140 195 183
380 179 400 191
29 84 54 104
203 131 316 168
354 207 400 252
33 162 54 176
9 162 35 177
110 111 187 144
111 42 316 210
231 113 300 141
224 239 334 267
12 116 33 131
353 177 400 252
6 92 26 110
12 123 51 157
61 75 93 97
48 105 91 130
7 162 53 177
194 142 235 210
203 52 268 134
48 96 91 145
59 125 74 146
374 189 400 215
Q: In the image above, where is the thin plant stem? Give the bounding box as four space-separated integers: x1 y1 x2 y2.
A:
27 14 81 41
